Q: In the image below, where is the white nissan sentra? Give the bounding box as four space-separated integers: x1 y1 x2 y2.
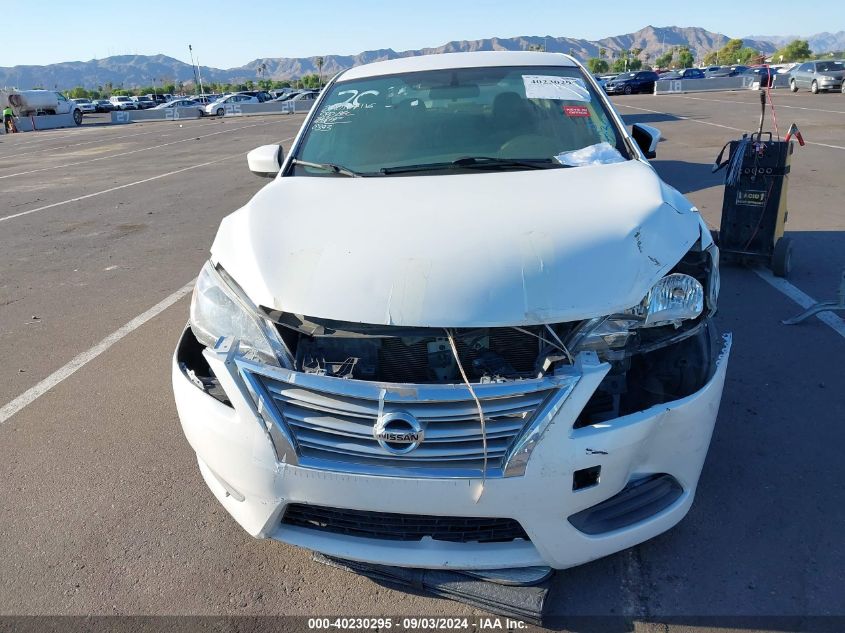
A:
173 51 731 570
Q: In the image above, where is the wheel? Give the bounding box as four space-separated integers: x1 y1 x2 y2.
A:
623 84 633 95
216 107 225 117
790 79 798 92
771 237 793 277
811 80 819 94
72 109 83 125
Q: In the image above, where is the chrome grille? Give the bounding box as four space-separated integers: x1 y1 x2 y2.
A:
240 364 577 478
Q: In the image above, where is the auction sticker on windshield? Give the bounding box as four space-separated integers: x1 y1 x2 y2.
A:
523 75 590 101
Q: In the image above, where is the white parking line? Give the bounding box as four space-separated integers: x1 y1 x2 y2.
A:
0 133 296 223
673 95 845 116
3 119 223 159
616 104 845 150
753 268 845 339
0 120 281 179
0 154 240 222
0 281 195 425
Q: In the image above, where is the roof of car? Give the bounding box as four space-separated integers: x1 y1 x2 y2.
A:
339 51 578 81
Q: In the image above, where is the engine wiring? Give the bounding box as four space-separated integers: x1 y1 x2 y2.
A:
445 328 487 501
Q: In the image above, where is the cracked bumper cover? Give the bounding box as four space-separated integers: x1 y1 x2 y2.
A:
173 332 732 570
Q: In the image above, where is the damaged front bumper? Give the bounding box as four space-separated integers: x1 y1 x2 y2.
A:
173 327 731 570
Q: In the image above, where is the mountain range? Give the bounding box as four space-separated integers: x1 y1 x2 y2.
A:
0 25 839 91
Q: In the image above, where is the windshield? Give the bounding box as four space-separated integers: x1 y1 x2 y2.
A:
817 61 844 72
294 65 629 176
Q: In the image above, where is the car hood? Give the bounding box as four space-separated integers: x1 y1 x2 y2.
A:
210 160 703 327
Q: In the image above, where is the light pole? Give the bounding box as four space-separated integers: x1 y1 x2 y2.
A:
188 45 200 92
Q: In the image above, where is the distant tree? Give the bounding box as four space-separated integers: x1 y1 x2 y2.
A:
677 46 695 68
299 73 321 89
655 51 674 68
273 80 292 89
702 50 718 66
598 47 607 59
68 86 90 99
611 58 628 73
316 56 325 87
774 39 812 62
716 39 745 65
587 58 610 74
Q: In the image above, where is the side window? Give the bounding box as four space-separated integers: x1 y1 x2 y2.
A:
56 92 67 102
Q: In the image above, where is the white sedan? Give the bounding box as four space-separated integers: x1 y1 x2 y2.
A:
70 98 96 113
204 93 259 117
174 51 731 572
152 99 205 117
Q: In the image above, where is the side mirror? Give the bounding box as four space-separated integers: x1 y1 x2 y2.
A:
631 123 660 159
247 144 284 178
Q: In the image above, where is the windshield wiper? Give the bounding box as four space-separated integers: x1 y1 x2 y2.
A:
380 156 567 175
291 158 362 177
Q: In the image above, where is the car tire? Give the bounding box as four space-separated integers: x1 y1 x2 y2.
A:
790 79 798 92
73 109 83 125
811 80 819 94
623 85 633 95
216 107 225 117
772 237 793 278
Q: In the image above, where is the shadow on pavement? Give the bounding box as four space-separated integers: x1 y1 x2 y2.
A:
650 159 724 194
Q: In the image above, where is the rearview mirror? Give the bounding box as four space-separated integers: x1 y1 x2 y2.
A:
631 123 660 159
247 144 284 177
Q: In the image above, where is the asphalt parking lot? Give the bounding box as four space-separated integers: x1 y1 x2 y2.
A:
1 91 844 628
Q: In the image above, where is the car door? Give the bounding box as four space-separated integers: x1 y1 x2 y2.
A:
795 63 811 88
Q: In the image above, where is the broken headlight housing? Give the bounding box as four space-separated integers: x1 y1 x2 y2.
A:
631 273 704 327
571 273 705 354
190 261 287 367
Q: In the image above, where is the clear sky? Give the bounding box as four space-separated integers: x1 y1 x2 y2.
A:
4 0 840 68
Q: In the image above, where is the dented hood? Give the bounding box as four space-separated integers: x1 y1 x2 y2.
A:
211 160 702 327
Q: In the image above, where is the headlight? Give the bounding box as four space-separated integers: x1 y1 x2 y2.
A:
189 261 286 366
569 273 705 355
631 273 704 327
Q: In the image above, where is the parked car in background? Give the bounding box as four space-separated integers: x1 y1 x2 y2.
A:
288 90 319 103
131 95 156 109
741 66 777 87
789 60 845 93
109 96 138 110
237 90 274 103
604 70 660 94
272 90 304 102
146 94 168 105
92 99 114 112
70 98 96 113
660 68 706 80
205 93 259 116
173 51 730 573
152 99 205 116
192 94 220 104
704 65 733 77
